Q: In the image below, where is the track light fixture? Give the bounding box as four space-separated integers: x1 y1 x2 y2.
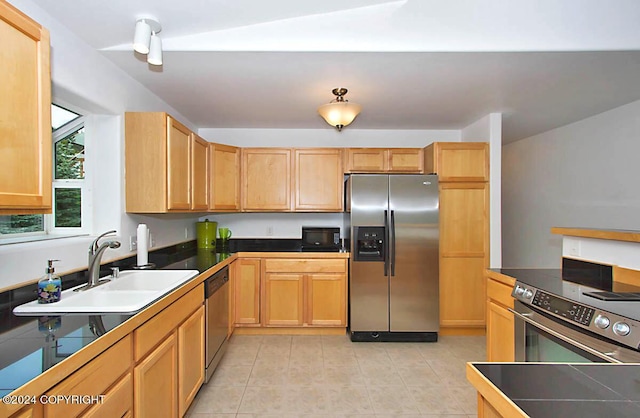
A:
133 18 163 66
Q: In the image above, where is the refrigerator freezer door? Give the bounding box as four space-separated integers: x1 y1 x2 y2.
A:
389 175 439 332
349 175 390 332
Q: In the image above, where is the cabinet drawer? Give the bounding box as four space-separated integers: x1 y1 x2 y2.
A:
81 373 132 418
134 284 203 361
487 278 514 309
45 335 132 418
264 259 346 273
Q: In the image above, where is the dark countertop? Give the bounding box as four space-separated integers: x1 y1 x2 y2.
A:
472 363 640 417
0 245 228 397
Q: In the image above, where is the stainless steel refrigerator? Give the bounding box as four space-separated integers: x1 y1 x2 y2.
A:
346 174 439 342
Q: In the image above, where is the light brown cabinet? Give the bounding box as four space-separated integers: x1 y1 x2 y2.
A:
344 148 423 173
125 112 208 213
234 258 262 325
209 143 241 211
434 142 490 335
241 148 292 211
424 142 489 181
9 404 42 418
486 273 515 362
262 258 347 328
293 148 343 211
134 333 178 418
133 284 204 417
0 1 51 213
178 305 205 417
45 335 132 418
190 134 209 211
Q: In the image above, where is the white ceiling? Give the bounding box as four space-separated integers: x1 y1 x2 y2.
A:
33 0 640 143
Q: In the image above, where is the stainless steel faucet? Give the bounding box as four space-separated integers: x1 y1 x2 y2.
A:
84 230 121 290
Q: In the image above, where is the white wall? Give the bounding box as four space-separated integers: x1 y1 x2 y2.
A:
198 128 460 148
462 113 503 268
502 99 640 268
0 0 203 290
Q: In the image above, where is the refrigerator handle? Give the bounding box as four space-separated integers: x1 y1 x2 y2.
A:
384 210 389 276
390 210 396 276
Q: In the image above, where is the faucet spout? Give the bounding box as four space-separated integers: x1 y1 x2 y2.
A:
85 231 121 289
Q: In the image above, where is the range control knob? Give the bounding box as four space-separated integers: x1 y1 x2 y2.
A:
514 286 525 297
523 289 534 299
594 315 610 329
613 322 631 336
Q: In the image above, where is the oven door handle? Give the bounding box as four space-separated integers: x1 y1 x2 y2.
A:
508 308 623 363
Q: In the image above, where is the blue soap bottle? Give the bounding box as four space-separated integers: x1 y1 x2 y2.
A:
38 259 61 304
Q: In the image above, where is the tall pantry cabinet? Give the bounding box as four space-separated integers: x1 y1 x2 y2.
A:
424 142 489 334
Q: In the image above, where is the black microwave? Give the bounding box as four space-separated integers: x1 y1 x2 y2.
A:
301 227 341 252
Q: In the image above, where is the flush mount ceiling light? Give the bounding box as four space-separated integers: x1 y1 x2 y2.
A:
317 88 362 131
133 18 163 66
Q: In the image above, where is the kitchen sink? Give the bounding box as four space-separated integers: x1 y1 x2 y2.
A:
13 269 199 315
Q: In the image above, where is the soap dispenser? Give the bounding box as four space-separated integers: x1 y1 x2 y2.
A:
38 259 61 304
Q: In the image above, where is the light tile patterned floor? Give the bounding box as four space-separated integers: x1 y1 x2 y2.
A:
186 334 485 418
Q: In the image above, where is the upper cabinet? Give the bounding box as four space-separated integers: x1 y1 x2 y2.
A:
241 148 292 211
125 112 208 213
344 148 423 173
423 142 489 182
0 2 52 213
293 148 343 212
209 143 240 211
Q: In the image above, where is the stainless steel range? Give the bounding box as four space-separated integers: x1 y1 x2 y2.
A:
509 266 640 363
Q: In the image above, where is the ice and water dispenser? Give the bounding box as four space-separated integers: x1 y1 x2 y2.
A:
353 226 385 262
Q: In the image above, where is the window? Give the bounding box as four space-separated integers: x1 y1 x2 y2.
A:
0 104 87 240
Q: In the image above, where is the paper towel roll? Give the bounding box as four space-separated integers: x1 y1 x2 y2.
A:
137 224 149 266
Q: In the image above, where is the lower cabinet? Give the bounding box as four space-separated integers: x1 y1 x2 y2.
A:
45 335 133 418
234 258 262 325
133 284 204 418
9 405 43 418
134 334 178 418
486 273 516 362
262 259 347 328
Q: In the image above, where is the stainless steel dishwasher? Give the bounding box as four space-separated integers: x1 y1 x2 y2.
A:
204 265 229 382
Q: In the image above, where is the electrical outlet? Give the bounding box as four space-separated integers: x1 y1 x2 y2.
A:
184 227 189 239
129 236 137 252
267 226 274 236
149 233 155 248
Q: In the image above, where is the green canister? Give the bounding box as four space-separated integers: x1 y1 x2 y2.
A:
196 219 218 248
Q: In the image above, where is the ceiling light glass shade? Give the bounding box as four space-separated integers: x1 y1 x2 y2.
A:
133 20 152 54
147 33 163 66
318 101 362 131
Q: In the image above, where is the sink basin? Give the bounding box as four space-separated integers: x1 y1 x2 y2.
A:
13 269 199 315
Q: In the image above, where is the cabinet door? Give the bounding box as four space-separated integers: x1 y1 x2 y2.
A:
242 148 291 211
440 183 488 257
209 143 240 211
263 273 304 326
486 300 515 362
134 333 178 418
0 2 51 212
306 273 346 326
191 134 209 210
235 259 261 325
439 257 486 328
293 148 343 211
167 116 191 210
178 305 205 417
424 142 489 182
9 404 42 418
387 148 424 173
344 148 386 173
